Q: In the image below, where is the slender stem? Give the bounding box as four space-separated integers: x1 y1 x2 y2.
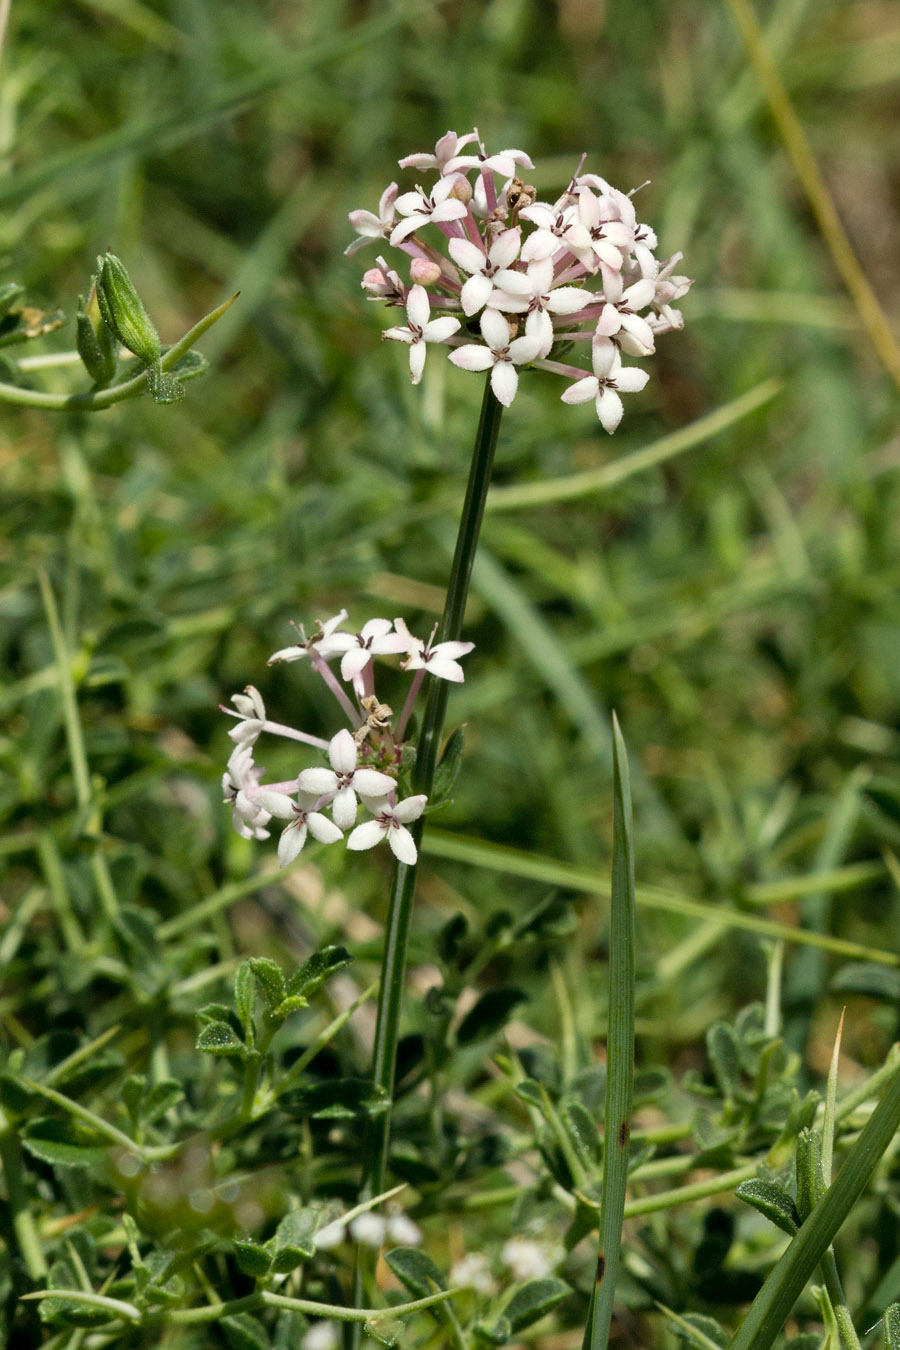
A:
0 1108 47 1279
0 293 237 411
366 376 503 1192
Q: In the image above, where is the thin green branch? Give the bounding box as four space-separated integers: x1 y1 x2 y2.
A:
0 293 236 411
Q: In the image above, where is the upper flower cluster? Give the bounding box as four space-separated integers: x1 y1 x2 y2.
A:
348 129 692 432
222 611 472 868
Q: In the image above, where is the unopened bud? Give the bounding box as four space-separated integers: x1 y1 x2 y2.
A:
409 258 442 286
446 174 472 206
96 253 161 367
75 280 117 387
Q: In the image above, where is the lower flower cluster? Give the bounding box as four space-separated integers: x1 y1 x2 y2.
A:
221 611 473 868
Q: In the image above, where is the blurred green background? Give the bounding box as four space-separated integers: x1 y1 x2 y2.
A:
4 0 900 1089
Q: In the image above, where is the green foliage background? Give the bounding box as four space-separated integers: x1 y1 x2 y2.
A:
2 0 900 1345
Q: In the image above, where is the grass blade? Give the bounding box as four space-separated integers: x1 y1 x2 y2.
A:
583 714 635 1350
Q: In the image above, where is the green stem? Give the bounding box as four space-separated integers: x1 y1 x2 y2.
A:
0 1107 47 1279
367 375 503 1191
0 293 236 411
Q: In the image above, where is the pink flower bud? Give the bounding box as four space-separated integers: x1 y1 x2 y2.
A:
409 258 442 286
446 174 473 205
362 267 387 294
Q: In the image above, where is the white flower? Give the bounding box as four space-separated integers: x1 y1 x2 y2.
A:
349 1213 386 1247
345 183 399 257
561 338 649 433
489 256 589 358
448 227 522 317
562 183 634 273
313 1220 347 1251
450 1251 496 1295
594 274 657 356
268 609 352 666
501 1237 552 1282
398 129 479 174
443 143 534 180
222 744 271 840
448 307 542 408
346 794 428 866
394 618 474 683
382 286 461 385
389 178 469 246
225 685 267 746
647 252 693 334
386 1213 422 1245
253 789 343 867
302 1322 340 1350
298 729 396 831
518 199 577 262
337 617 410 683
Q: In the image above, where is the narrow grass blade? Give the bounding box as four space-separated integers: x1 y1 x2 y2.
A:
583 715 635 1350
727 1061 900 1350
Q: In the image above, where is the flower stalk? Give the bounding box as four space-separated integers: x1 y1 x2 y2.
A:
367 375 503 1189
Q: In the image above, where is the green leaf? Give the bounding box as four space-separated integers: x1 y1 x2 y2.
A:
492 1277 570 1336
196 1022 246 1057
270 995 310 1018
514 1078 544 1109
268 1208 318 1272
456 987 526 1045
884 1302 900 1350
364 1318 404 1347
831 963 900 1004
37 1295 113 1329
22 1118 108 1168
670 1311 730 1348
222 1312 271 1350
283 1077 388 1119
795 1128 825 1221
285 946 353 1000
437 912 468 966
250 958 286 1010
385 1246 444 1300
233 1241 272 1279
561 1099 601 1168
707 1022 742 1101
633 1066 673 1108
197 1003 235 1024
736 1178 800 1236
431 724 465 804
143 1079 184 1124
0 281 25 317
234 962 256 1037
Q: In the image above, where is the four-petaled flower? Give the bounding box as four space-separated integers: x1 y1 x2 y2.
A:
346 183 399 257
347 793 428 865
382 286 461 385
395 618 474 683
448 308 542 408
269 609 350 666
337 618 410 683
298 729 396 830
448 227 522 317
489 257 589 359
222 744 271 840
389 178 469 246
225 685 267 745
253 789 343 867
561 337 649 433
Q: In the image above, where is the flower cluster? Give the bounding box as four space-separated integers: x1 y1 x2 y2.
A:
348 129 692 431
222 611 473 867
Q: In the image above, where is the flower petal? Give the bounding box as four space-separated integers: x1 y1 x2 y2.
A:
307 812 344 845
329 729 358 774
331 785 359 831
354 768 397 797
406 285 430 329
297 767 338 796
491 360 518 407
278 823 307 866
392 794 428 823
449 344 495 373
346 820 385 852
388 824 418 865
